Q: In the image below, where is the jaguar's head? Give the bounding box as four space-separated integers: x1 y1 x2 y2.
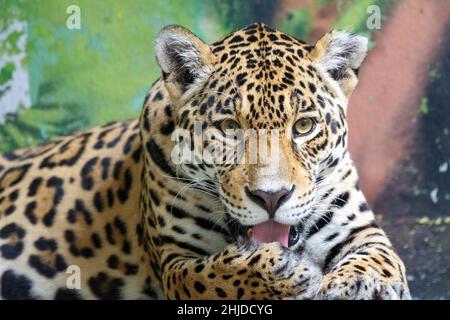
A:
155 23 367 246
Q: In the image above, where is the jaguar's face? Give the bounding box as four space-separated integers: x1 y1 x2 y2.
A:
177 64 346 226
157 23 367 243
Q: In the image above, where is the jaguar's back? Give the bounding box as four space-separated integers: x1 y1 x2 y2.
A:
0 120 157 299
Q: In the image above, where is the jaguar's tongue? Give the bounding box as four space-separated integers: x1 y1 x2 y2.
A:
251 220 290 248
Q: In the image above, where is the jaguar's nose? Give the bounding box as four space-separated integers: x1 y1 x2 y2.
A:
245 186 295 218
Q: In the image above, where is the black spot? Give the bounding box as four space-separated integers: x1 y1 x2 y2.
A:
268 34 278 41
156 215 166 227
28 177 43 196
182 285 191 298
104 223 115 245
107 255 119 269
67 209 77 223
8 190 19 201
0 242 23 259
0 223 25 239
29 254 66 278
79 247 94 258
100 157 111 180
229 35 244 44
88 272 124 300
194 264 205 273
160 121 175 135
55 254 68 271
149 189 160 206
80 157 98 191
331 121 338 134
125 263 139 275
143 282 158 299
64 230 75 243
199 103 207 115
153 91 163 101
237 287 244 300
220 53 228 63
331 192 350 208
215 287 227 298
194 281 206 294
207 96 215 107
122 134 136 155
91 233 102 248
114 217 127 235
54 288 82 300
107 188 115 207
142 112 151 135
237 269 247 275
359 202 370 212
5 205 15 215
1 270 36 300
24 201 37 224
93 192 104 212
354 265 366 272
113 160 123 180
121 240 132 255
325 232 339 241
164 105 172 117
34 237 57 251
248 254 261 266
47 176 64 204
306 211 334 239
317 95 326 109
382 269 392 278
117 168 132 203
146 139 176 176
236 73 247 86
43 208 56 227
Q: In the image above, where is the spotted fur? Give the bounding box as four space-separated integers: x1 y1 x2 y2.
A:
0 23 410 300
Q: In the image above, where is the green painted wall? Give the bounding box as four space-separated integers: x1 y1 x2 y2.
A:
0 0 390 153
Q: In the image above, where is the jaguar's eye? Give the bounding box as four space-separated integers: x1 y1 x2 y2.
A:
220 119 241 134
293 118 315 137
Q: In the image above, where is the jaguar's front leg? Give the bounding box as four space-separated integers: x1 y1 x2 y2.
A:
316 223 411 300
160 241 323 300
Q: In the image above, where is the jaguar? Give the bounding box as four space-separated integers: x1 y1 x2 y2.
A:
0 22 410 300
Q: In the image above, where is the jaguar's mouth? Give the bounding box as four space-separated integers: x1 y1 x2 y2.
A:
249 220 290 247
248 220 302 248
228 218 301 248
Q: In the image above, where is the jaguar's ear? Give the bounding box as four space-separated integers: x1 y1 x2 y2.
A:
309 30 368 97
155 25 216 101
